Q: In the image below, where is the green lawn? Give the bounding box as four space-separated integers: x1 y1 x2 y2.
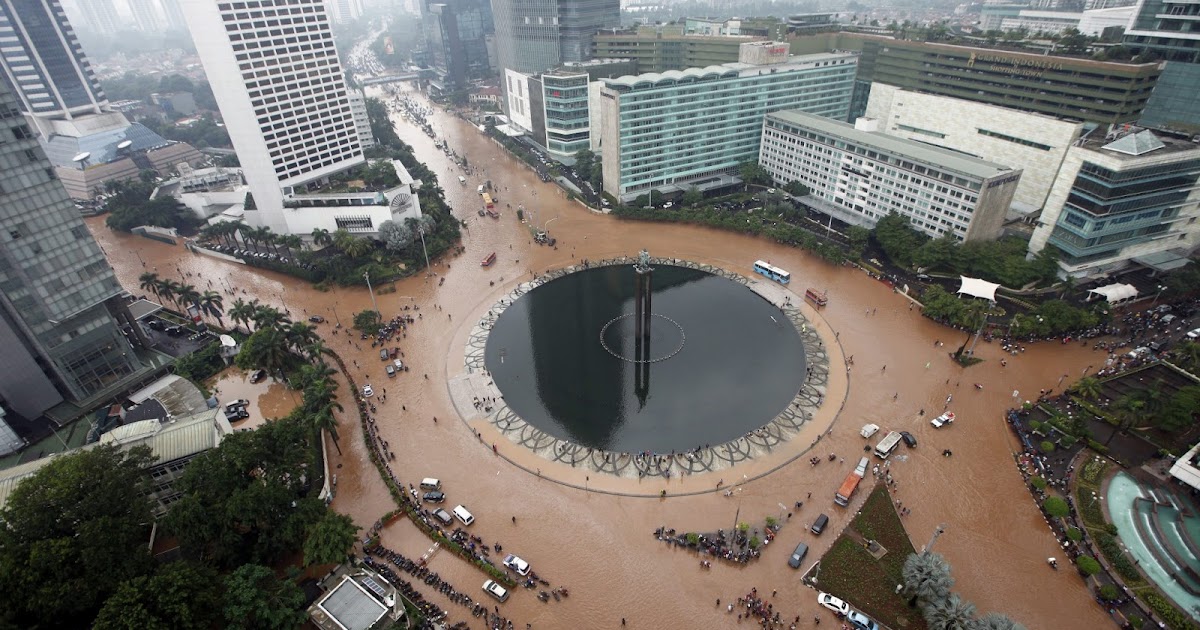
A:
815 484 926 629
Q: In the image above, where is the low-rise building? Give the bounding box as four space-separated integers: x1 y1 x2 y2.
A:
864 83 1086 214
593 25 763 74
503 59 636 158
599 50 858 202
759 112 1021 242
1028 128 1200 278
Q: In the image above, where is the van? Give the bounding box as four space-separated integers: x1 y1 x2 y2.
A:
874 431 903 459
453 504 474 526
811 513 829 535
788 542 809 568
854 457 869 477
432 508 453 525
420 478 441 491
477 185 484 194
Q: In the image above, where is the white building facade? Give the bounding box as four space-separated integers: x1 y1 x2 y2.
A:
181 0 368 235
864 83 1084 214
759 112 1022 242
347 88 375 148
1028 130 1200 278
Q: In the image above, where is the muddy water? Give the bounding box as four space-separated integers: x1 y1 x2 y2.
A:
84 83 1112 629
206 366 301 431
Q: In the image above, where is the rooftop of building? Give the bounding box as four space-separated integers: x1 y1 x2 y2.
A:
1079 128 1200 160
42 117 173 170
310 575 391 630
603 52 856 88
595 25 763 41
767 110 1017 180
0 407 230 510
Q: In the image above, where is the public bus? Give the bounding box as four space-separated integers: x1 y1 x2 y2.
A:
752 260 790 285
834 456 870 506
482 193 494 208
874 431 903 459
481 252 496 267
805 288 828 307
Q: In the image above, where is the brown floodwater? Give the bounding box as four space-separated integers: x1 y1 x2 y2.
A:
206 366 301 430
84 82 1113 629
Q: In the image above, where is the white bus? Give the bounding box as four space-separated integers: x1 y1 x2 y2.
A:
753 260 791 285
874 431 903 459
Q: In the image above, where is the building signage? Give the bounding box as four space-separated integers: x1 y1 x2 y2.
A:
987 172 1021 188
769 44 789 56
967 52 1065 78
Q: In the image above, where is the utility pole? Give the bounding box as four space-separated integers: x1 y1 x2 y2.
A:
922 524 947 556
418 225 431 276
364 271 380 317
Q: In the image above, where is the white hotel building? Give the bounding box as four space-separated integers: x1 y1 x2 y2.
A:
182 0 414 235
759 111 1021 242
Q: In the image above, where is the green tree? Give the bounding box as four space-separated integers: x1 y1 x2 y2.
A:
738 161 772 187
912 234 959 271
235 326 291 374
1107 395 1145 445
924 593 976 630
574 148 596 181
252 304 289 330
354 309 383 334
138 271 160 296
199 290 225 327
1077 556 1101 576
1040 440 1056 454
303 511 360 567
783 180 810 196
1044 497 1069 518
228 298 256 334
311 227 333 248
902 552 954 607
378 219 413 251
93 562 222 630
974 612 1027 630
682 186 702 207
222 564 308 630
873 213 929 269
284 321 320 354
1073 376 1102 400
1171 341 1200 374
0 445 155 626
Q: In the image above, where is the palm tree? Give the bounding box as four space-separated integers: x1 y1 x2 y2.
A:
246 326 290 374
1173 341 1200 374
138 272 160 296
252 305 289 330
312 398 344 455
228 298 256 334
903 552 954 607
973 613 1027 630
178 284 201 316
923 594 976 630
311 228 332 248
155 279 179 308
238 225 258 252
285 321 320 353
255 226 279 256
199 291 225 327
304 339 333 365
1106 395 1145 446
297 362 338 390
332 229 355 254
343 237 373 260
280 234 303 259
1072 376 1102 400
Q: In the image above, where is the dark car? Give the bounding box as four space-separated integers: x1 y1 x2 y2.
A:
422 491 446 504
788 542 809 569
900 431 917 448
811 514 829 536
249 369 267 384
308 315 325 323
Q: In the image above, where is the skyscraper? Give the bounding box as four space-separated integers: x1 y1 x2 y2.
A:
422 0 495 90
325 0 365 23
1123 0 1200 134
181 0 366 234
491 0 618 76
160 0 187 31
129 0 165 32
0 0 109 119
0 80 147 421
66 0 122 35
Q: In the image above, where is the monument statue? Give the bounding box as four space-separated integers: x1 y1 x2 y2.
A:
634 249 651 273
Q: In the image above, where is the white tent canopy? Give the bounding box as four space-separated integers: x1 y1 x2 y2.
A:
957 276 1001 302
1088 283 1138 303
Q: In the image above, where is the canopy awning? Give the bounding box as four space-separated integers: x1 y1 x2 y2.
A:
957 276 1001 302
1087 283 1138 303
1133 250 1192 272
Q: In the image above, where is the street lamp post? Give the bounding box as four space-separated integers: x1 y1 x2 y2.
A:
1007 314 1021 338
922 524 947 556
1152 285 1167 306
417 225 431 276
363 271 380 317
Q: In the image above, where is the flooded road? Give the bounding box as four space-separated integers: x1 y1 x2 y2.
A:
86 82 1112 629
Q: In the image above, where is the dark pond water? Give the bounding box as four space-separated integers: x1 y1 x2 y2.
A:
483 264 807 452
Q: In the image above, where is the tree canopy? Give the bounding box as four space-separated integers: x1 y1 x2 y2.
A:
303 511 361 567
221 564 309 630
0 445 156 626
92 562 222 630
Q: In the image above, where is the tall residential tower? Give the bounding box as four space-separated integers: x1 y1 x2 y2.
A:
491 0 618 76
0 0 109 119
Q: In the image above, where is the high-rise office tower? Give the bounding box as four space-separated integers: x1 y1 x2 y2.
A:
422 0 495 90
0 80 147 421
129 0 165 32
160 0 187 30
181 0 365 234
0 0 109 119
1124 0 1200 134
492 0 618 76
325 0 365 23
66 0 122 35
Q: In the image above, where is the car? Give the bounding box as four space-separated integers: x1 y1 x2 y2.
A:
394 359 404 369
225 400 250 412
916 273 932 281
503 554 531 576
380 348 389 361
308 315 325 323
663 201 673 208
846 611 879 630
767 188 776 194
817 592 850 616
482 580 509 602
930 412 955 428
788 542 809 569
249 369 267 384
386 364 396 377
362 384 374 398
422 490 445 503
432 508 453 525
900 431 917 448
811 513 829 535
1188 327 1200 340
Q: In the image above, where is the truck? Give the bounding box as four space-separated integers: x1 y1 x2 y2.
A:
834 457 870 506
874 431 903 459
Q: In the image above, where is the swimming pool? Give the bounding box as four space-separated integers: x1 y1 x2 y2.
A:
1106 472 1200 621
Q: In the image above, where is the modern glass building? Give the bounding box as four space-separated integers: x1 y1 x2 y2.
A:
422 0 495 91
598 52 857 202
0 80 148 420
0 0 109 119
593 25 761 74
1123 0 1200 134
759 112 1021 242
491 0 618 77
1029 129 1200 277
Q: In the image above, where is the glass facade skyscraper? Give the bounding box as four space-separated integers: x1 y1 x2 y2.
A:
491 0 618 77
0 80 144 420
0 0 109 119
1123 0 1200 133
422 0 495 90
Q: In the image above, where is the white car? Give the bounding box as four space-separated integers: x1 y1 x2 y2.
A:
362 384 374 398
663 201 673 208
482 579 509 602
767 188 776 194
818 592 851 616
931 412 955 428
1188 327 1200 340
503 554 530 576
394 358 404 369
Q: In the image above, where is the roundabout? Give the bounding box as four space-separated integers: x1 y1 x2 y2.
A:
455 255 837 484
